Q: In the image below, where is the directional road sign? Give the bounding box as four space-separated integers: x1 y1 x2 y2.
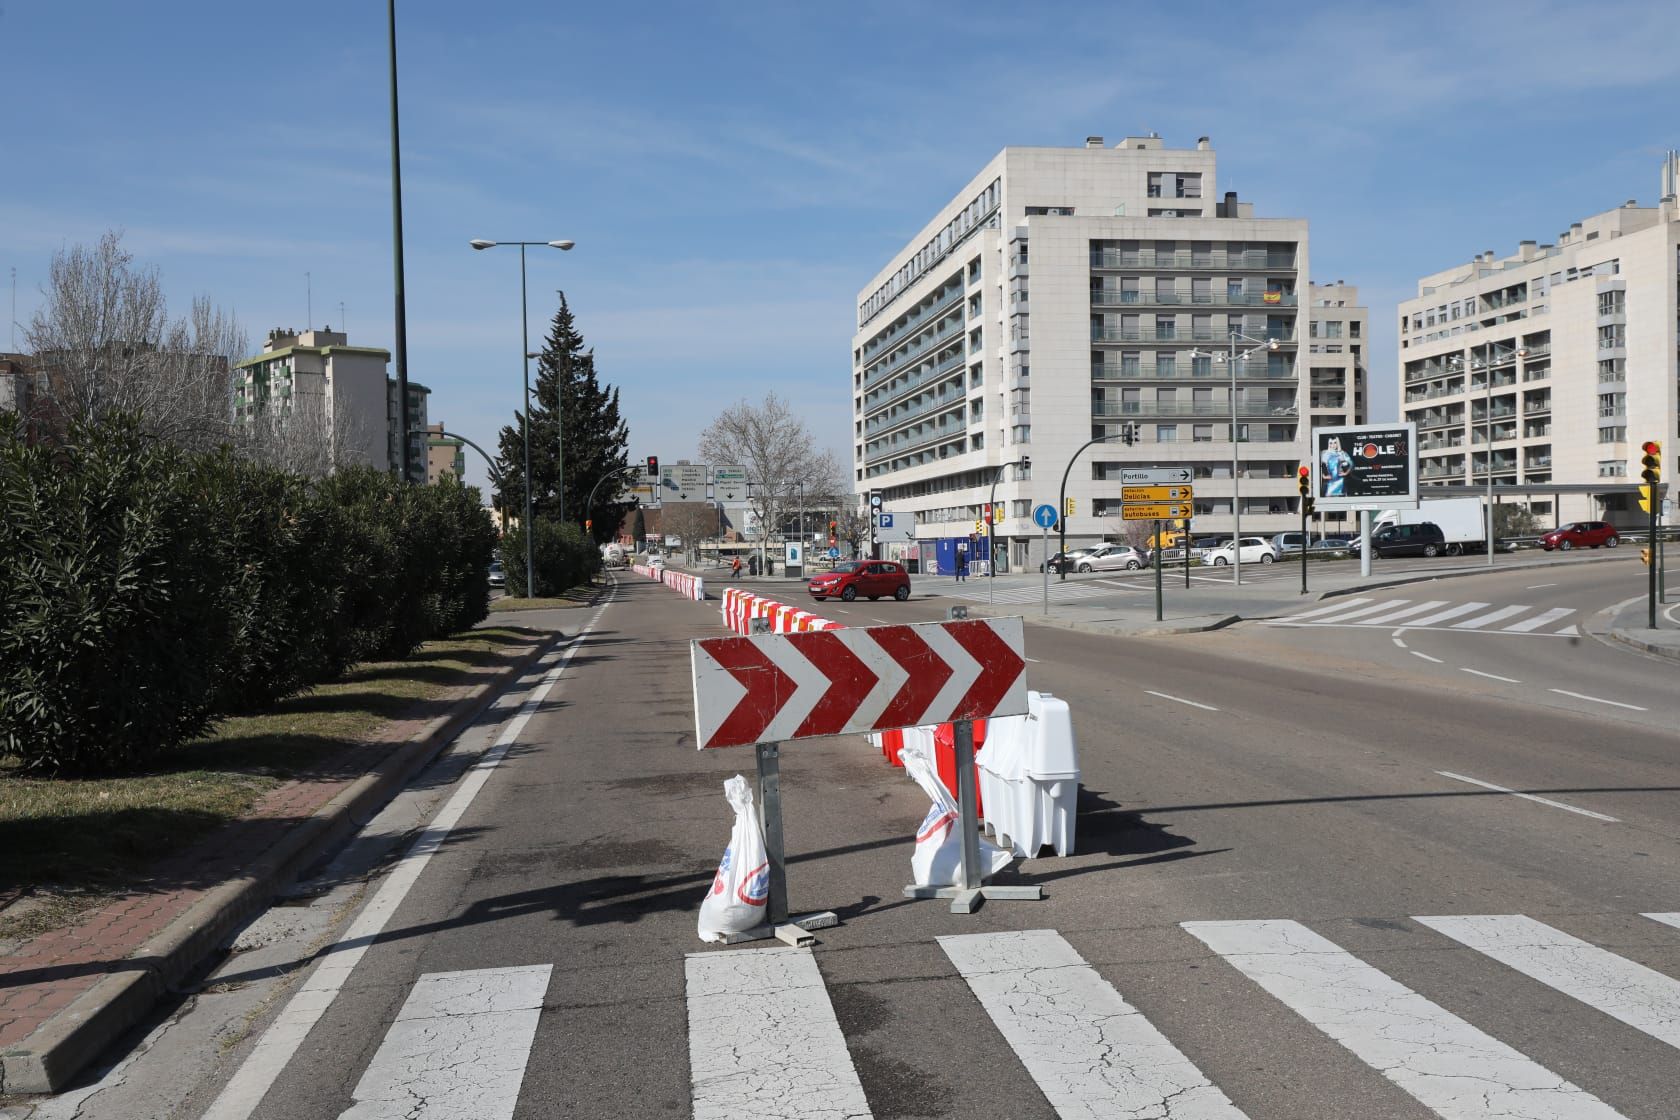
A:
1120 467 1193 485
1032 503 1058 529
690 618 1028 749
1122 485 1194 503
1122 503 1190 521
712 464 749 503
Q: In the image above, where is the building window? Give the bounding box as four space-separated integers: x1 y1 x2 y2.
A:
1193 424 1213 442
1157 424 1178 441
1599 426 1626 443
1597 324 1624 350
1598 460 1626 477
1597 290 1624 315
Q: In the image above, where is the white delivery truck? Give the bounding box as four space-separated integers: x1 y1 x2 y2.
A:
1371 497 1486 555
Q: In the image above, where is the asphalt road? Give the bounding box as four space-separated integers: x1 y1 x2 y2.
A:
24 565 1680 1120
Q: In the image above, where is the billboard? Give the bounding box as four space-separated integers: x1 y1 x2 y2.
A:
1311 423 1418 511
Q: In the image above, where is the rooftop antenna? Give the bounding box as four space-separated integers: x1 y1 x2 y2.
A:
339 300 346 334
306 271 312 330
9 267 15 351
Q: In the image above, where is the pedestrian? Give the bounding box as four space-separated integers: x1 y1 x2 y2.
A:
956 546 968 582
730 555 742 580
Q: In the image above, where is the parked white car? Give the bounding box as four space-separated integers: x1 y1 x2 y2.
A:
1203 536 1279 566
1075 544 1150 572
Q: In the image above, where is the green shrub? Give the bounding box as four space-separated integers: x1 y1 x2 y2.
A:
0 416 229 774
501 517 600 597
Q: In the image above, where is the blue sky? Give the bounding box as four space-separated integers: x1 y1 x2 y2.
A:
4 0 1678 494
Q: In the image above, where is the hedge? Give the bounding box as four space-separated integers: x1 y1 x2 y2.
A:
0 414 499 775
500 517 601 598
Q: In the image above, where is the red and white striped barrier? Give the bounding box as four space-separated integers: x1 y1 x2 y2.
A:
662 570 706 601
631 563 660 579
719 587 839 636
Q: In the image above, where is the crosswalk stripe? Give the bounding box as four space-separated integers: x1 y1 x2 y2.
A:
1267 597 1374 623
339 964 550 1120
1452 604 1530 629
686 948 872 1120
1501 607 1576 633
1401 601 1491 627
1644 914 1680 931
1182 919 1628 1120
1357 600 1451 626
1416 914 1680 1051
1296 599 1413 625
939 929 1247 1119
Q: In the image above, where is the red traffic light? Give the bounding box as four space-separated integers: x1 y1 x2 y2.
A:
1643 440 1661 455
1297 465 1310 479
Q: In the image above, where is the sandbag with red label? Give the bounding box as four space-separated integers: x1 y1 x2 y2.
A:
900 740 1011 887
697 774 771 942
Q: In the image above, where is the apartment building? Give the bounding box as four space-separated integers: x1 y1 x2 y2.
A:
852 135 1314 568
387 377 431 485
0 353 33 418
425 422 466 483
1399 152 1680 526
234 327 428 480
1305 281 1369 531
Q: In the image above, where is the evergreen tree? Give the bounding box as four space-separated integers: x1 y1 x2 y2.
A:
494 293 631 544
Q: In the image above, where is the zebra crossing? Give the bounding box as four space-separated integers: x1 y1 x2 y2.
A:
330 912 1680 1118
1267 596 1581 636
946 580 1128 605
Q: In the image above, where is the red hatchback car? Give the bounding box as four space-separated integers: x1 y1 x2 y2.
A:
1541 521 1620 551
809 560 911 602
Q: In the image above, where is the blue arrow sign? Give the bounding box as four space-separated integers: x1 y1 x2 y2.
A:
1032 503 1058 529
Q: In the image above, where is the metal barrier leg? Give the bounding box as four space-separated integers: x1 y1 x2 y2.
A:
717 741 839 947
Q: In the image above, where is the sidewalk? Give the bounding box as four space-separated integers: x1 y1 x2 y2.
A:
0 624 565 1096
1590 593 1680 662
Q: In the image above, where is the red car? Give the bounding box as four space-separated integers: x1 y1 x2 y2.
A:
1541 521 1620 551
808 560 911 602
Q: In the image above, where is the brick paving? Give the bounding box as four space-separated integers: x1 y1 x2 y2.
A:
0 636 546 1054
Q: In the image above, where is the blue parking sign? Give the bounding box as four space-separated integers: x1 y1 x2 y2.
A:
879 513 894 528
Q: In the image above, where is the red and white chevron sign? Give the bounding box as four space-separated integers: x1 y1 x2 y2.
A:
690 618 1027 749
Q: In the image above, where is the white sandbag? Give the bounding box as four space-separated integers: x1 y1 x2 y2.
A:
697 775 770 942
899 741 1011 887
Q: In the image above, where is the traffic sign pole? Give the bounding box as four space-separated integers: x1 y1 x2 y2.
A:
1300 501 1309 595
1041 525 1050 614
1154 519 1163 622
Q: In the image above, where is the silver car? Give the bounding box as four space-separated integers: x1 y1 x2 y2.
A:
1075 544 1150 572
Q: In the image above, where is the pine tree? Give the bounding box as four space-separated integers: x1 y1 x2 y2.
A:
495 293 631 544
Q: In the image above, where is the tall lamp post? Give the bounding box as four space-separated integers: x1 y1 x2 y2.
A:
470 239 575 598
386 0 412 482
1190 330 1280 587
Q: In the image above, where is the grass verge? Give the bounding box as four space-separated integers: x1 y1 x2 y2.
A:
0 625 543 942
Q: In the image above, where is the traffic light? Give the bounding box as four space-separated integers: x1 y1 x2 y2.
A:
1019 456 1031 472
1641 440 1662 484
1642 547 1653 566
829 519 838 533
585 518 593 531
1120 422 1139 447
1297 464 1314 515
645 455 659 479
1064 496 1077 517
1640 485 1655 514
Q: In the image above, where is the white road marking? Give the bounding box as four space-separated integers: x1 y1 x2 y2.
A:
1548 689 1647 712
686 948 872 1120
1435 770 1620 822
1273 596 1374 621
1526 583 1557 589
1645 913 1680 931
1410 651 1443 664
1392 636 1407 649
1401 601 1491 627
1359 600 1450 626
338 965 550 1119
1290 599 1413 625
1024 657 1041 663
1451 604 1530 630
1554 624 1580 635
939 930 1247 1120
1144 690 1219 711
201 599 611 1120
1460 667 1521 683
1182 919 1628 1120
871 617 891 624
1416 915 1680 1053
1503 606 1576 633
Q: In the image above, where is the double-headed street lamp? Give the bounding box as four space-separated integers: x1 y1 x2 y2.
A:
1189 330 1280 587
470 238 574 598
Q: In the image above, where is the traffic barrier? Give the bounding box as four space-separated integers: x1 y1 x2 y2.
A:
974 691 1080 858
631 563 659 579
662 569 706 601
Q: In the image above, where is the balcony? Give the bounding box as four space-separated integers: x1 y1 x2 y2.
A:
864 414 968 464
859 283 964 362
1090 249 1297 271
1092 360 1297 381
1090 288 1298 308
862 314 965 387
1088 326 1225 344
1415 413 1463 431
1092 400 1298 419
862 350 965 412
864 387 967 437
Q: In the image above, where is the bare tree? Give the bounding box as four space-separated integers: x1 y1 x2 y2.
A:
663 501 721 563
235 388 372 477
24 232 246 449
698 393 844 563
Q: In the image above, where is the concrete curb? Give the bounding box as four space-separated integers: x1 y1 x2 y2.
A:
1 629 563 1096
1606 629 1680 661
968 605 1239 637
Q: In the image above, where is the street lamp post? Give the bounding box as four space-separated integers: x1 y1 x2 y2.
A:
470 239 574 598
1481 346 1526 566
988 456 1030 604
1190 330 1279 587
386 0 412 483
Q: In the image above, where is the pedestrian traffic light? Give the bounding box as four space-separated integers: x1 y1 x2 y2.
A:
646 455 659 479
1064 496 1076 517
1640 440 1661 484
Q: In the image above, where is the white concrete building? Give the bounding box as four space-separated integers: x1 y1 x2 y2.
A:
1399 152 1680 528
234 327 427 480
852 135 1317 569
